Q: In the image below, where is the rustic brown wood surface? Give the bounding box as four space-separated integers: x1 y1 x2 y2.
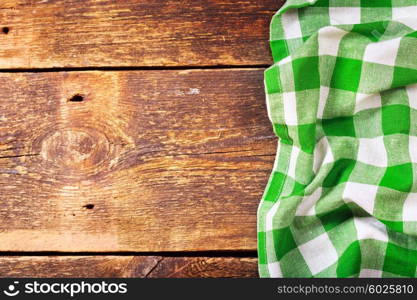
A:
0 69 276 252
0 0 280 68
0 256 258 278
0 0 283 277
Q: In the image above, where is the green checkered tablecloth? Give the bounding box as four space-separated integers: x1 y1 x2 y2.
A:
258 0 417 277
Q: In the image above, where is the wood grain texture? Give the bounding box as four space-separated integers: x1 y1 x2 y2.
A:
0 256 258 278
0 68 276 252
0 0 281 68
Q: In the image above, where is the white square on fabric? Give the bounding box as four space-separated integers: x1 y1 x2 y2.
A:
278 55 292 66
281 10 303 39
353 217 388 242
329 7 360 25
359 269 383 278
298 233 338 275
266 201 281 231
343 182 377 214
318 27 348 57
268 262 283 277
288 146 301 179
409 136 417 163
283 92 298 126
403 193 417 221
406 84 417 110
272 142 282 171
357 136 388 167
393 6 417 30
363 38 402 66
354 93 382 113
317 86 330 119
295 188 322 216
313 136 334 174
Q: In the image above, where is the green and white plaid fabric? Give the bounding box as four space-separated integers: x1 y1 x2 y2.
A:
258 0 417 277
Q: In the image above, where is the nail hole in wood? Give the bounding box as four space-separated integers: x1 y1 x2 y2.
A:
2 27 10 34
68 94 85 102
83 204 94 210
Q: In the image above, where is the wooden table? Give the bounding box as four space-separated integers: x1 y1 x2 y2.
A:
0 0 281 278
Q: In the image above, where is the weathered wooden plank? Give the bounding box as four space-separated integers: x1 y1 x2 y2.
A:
0 69 276 252
0 0 282 68
0 256 258 278
146 256 258 278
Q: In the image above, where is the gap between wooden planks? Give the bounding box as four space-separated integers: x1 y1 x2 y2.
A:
0 68 276 252
0 0 282 68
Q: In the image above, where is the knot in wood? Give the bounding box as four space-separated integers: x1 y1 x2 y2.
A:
40 129 110 172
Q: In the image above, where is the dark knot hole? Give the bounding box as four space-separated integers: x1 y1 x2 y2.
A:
68 94 85 102
83 204 95 210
